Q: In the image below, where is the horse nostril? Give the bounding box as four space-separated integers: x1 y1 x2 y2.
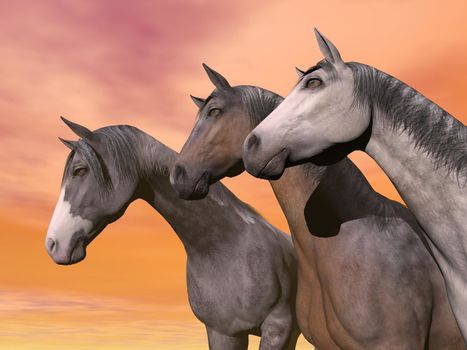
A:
246 133 261 151
46 237 57 254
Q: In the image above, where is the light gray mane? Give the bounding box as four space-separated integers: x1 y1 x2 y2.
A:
348 62 467 178
63 125 176 197
235 85 283 127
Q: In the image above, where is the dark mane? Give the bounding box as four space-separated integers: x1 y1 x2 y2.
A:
60 123 264 221
348 62 467 178
63 125 176 197
94 125 143 182
235 85 283 127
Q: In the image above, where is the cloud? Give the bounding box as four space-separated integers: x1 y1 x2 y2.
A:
0 1 257 124
0 0 259 223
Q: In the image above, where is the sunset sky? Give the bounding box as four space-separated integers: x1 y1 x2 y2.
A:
0 1 466 349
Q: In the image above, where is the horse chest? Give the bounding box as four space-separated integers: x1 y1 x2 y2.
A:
292 223 386 349
295 264 340 349
296 270 374 350
185 260 271 335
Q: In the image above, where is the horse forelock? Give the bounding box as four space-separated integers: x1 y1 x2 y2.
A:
62 140 113 197
62 125 173 197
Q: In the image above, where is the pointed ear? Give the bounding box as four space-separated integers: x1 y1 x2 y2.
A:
295 67 305 79
202 63 232 91
59 137 77 150
61 116 95 141
314 28 343 65
190 95 205 108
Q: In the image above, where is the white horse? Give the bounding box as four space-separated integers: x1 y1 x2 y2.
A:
243 29 467 340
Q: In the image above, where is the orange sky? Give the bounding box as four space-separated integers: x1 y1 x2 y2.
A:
0 1 466 348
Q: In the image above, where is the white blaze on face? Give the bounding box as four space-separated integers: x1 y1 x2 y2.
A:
46 186 93 256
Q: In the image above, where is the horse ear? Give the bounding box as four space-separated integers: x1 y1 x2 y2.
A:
202 63 232 91
59 137 77 150
295 67 305 79
314 28 343 65
190 95 205 108
61 116 95 141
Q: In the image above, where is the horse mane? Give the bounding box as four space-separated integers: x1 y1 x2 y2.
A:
348 62 467 178
62 125 259 215
235 85 283 127
63 125 176 197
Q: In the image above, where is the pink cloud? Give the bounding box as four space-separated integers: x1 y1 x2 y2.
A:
0 1 257 222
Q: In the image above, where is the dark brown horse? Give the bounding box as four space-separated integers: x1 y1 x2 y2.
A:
170 65 464 349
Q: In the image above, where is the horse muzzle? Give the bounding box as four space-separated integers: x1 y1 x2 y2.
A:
46 235 87 265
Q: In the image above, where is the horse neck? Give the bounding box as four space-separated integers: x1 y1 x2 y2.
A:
364 72 467 260
269 157 394 245
133 132 250 253
359 65 466 187
367 102 464 191
243 90 394 244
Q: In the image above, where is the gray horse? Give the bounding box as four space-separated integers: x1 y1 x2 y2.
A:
45 118 300 350
170 66 464 349
242 29 467 341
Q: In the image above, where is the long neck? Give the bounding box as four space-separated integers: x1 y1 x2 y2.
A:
364 74 467 269
132 132 250 254
367 102 466 213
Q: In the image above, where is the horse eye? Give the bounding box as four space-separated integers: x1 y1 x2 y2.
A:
209 108 221 117
72 167 87 177
305 78 322 89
